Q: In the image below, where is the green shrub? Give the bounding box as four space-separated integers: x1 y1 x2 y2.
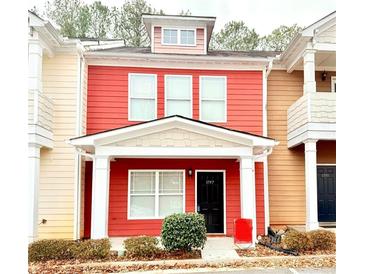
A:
282 229 312 251
28 239 77 262
124 236 160 258
161 213 207 251
308 230 336 250
75 238 111 260
28 238 111 262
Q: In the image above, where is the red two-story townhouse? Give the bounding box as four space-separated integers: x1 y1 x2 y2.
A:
69 14 278 244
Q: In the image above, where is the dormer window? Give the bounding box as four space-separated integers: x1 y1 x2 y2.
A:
162 28 196 46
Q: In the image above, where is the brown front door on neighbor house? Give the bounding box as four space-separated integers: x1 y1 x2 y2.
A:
317 166 336 222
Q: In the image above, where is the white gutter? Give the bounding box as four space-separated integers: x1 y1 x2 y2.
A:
84 51 271 64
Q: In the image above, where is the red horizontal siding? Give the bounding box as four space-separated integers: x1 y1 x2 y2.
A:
83 159 266 238
87 66 263 135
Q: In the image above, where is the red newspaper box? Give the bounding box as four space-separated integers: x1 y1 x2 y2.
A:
233 218 252 244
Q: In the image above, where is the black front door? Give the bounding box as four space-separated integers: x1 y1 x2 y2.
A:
317 166 336 222
197 172 224 233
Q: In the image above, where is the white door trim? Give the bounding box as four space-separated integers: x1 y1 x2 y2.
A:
195 170 226 235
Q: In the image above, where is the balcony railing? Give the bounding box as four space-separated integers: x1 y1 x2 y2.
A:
288 92 336 135
28 90 54 132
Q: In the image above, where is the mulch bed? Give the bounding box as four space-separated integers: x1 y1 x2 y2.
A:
28 255 336 274
236 245 336 257
117 250 201 261
236 235 336 257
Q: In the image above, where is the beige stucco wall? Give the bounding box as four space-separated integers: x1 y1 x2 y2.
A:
38 52 79 239
267 69 336 225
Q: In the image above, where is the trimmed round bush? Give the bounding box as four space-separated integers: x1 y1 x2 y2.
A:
282 229 312 251
124 236 160 258
161 213 207 251
308 230 336 250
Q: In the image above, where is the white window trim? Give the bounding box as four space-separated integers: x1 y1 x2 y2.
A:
195 170 226 235
127 169 186 220
199 76 227 123
164 75 193 118
161 27 196 47
128 73 158 122
331 76 336 92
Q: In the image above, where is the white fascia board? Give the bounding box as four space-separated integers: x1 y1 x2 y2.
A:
95 146 252 158
69 116 276 148
313 43 336 52
84 51 270 64
142 15 216 23
302 13 336 37
86 58 266 71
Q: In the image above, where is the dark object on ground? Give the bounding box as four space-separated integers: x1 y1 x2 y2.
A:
258 240 298 256
268 226 287 243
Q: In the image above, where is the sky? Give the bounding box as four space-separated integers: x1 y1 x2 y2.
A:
29 0 336 35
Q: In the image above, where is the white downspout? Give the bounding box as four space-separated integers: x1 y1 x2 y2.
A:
73 51 84 240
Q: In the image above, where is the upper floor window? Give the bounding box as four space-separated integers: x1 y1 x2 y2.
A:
162 28 196 46
165 75 192 118
129 73 157 121
199 76 227 122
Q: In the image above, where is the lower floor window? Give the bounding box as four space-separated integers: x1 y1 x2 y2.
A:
128 170 185 219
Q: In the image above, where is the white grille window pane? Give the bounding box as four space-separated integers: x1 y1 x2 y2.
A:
201 77 226 100
166 100 191 117
130 196 155 217
163 29 178 44
166 76 191 99
201 101 225 121
159 195 183 217
130 172 155 194
159 172 183 194
130 75 156 98
165 76 192 117
180 30 195 45
130 98 155 120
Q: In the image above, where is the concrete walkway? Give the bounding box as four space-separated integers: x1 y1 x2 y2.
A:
201 237 240 260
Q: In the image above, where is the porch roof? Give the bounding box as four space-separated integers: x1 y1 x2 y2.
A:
68 115 278 158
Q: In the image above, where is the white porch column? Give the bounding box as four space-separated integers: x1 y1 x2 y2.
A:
304 139 319 231
239 156 257 244
29 144 41 242
28 35 43 124
303 49 316 94
91 155 110 239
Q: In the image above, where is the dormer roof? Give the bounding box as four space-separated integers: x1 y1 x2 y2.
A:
142 14 216 42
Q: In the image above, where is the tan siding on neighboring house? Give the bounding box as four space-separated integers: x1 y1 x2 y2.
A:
315 71 336 92
38 53 79 239
268 70 336 225
267 70 306 225
317 140 336 164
